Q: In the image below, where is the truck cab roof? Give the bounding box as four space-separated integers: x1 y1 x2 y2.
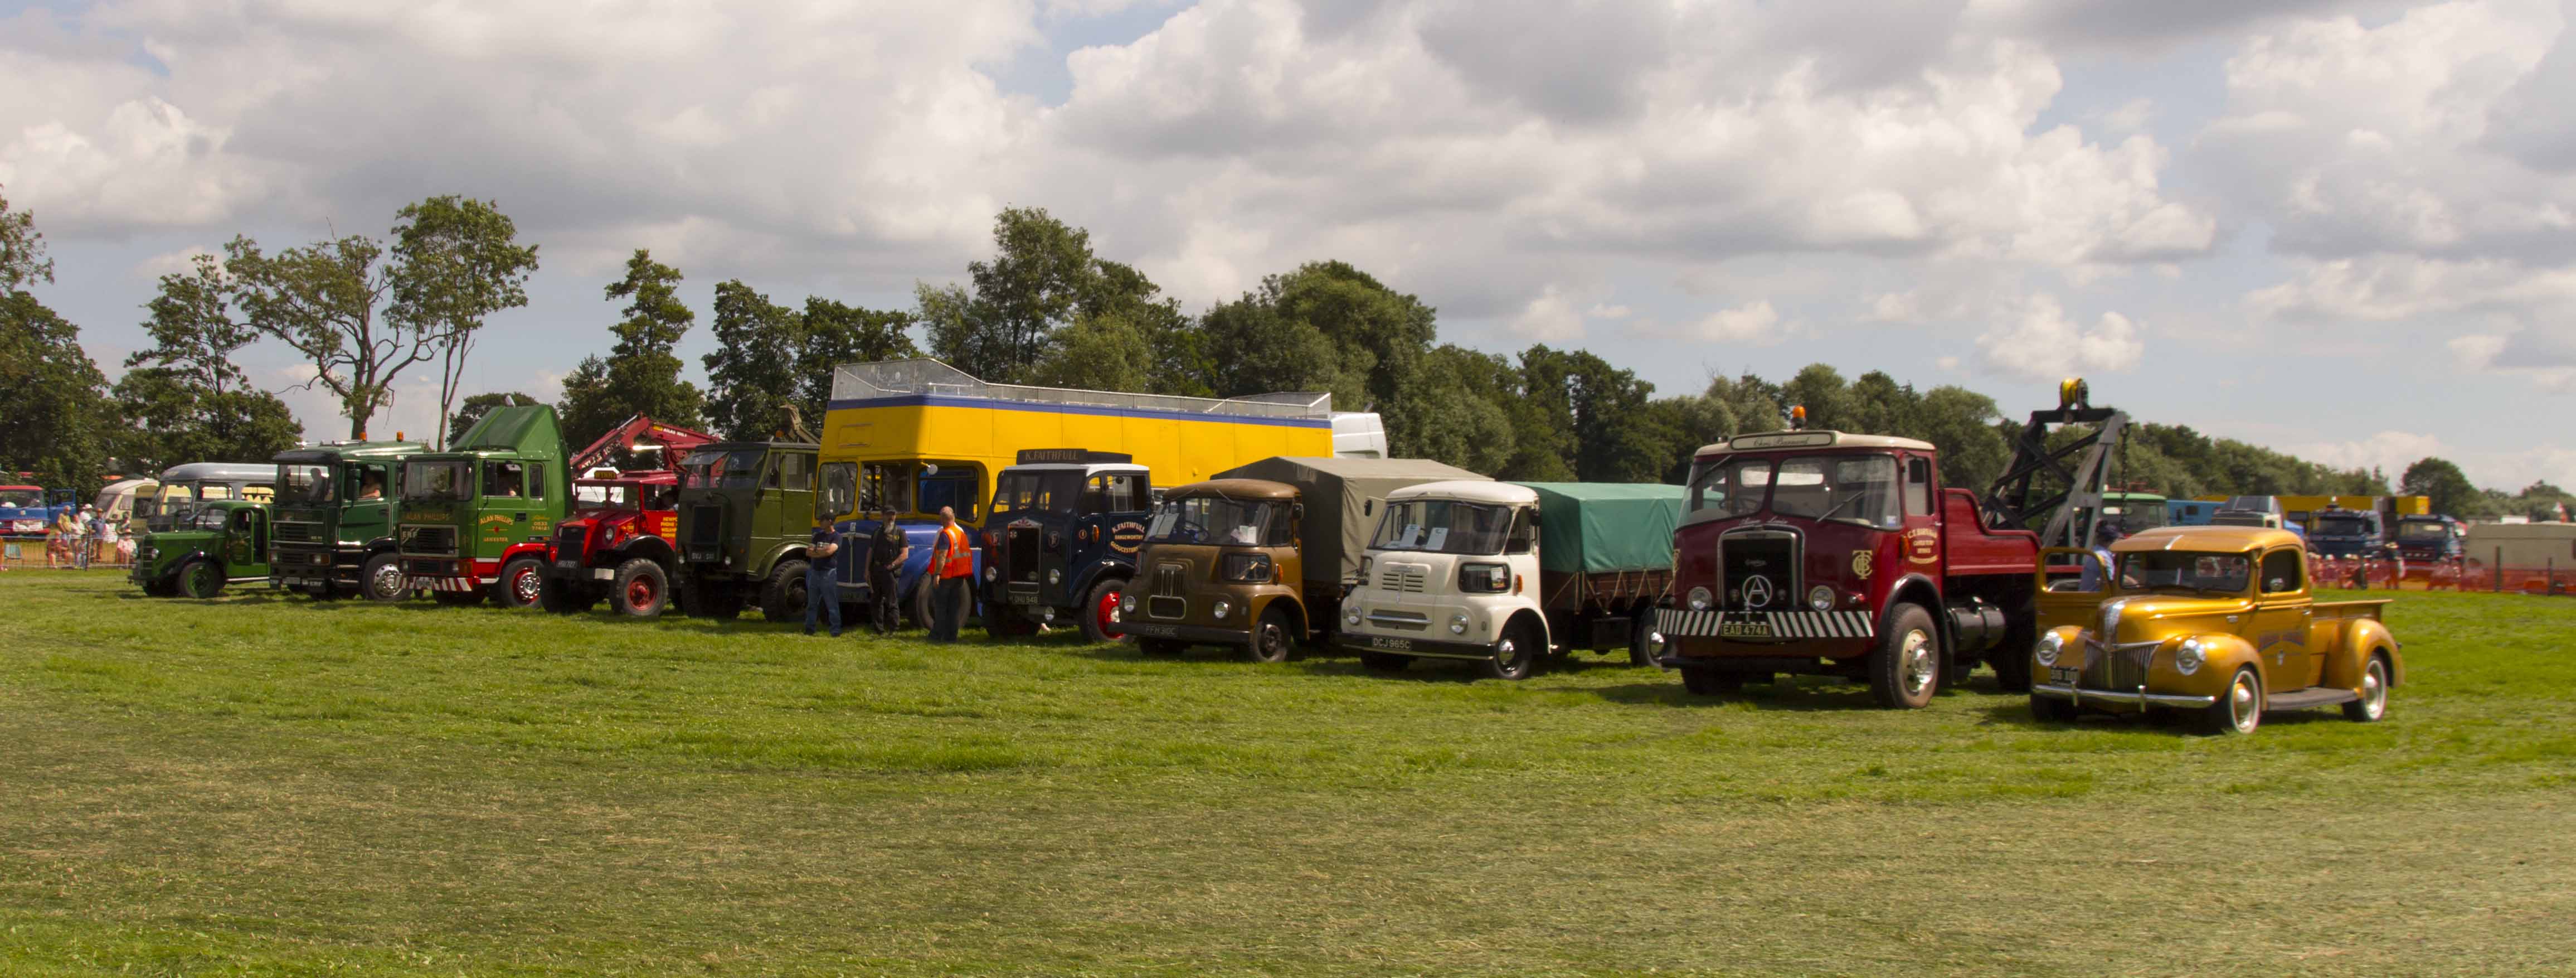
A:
1692 430 1937 456
2113 525 2305 553
1165 478 1299 501
1387 480 1539 506
275 440 427 463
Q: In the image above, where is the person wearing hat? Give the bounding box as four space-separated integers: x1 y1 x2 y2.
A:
867 508 909 635
805 512 843 638
2078 519 2125 591
75 505 100 570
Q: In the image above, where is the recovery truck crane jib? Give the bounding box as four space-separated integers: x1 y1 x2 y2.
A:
1653 381 2127 708
538 415 720 618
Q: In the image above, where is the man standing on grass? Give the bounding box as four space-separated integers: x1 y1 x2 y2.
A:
927 506 973 643
805 513 842 638
869 509 908 635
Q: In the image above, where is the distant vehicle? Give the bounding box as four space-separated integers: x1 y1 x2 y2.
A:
2029 525 2401 735
0 485 75 539
131 500 273 599
137 462 277 532
978 450 1155 643
2390 514 2466 562
2099 491 2169 534
93 478 158 526
2166 499 2223 527
2208 496 2308 540
2305 506 2387 559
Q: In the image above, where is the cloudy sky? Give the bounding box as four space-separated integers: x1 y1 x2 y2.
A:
4 0 2571 491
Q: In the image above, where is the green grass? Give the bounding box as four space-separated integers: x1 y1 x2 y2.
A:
3 573 2573 975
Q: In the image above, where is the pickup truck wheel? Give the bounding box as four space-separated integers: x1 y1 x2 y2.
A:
1246 605 1295 664
612 558 670 618
2198 666 2263 735
360 553 409 603
2029 694 2080 723
1868 604 1941 709
1080 578 1131 645
2341 653 2390 722
1681 669 1740 696
1483 621 1538 681
177 558 224 599
494 556 546 609
761 559 809 622
1359 651 1410 673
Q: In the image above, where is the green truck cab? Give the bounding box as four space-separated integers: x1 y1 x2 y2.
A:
132 499 274 598
674 440 823 619
396 406 571 608
270 439 428 600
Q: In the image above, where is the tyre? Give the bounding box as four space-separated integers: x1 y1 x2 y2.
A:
908 578 935 629
983 601 1037 639
143 578 178 598
493 556 546 610
2341 653 2390 723
432 590 485 607
1137 638 1185 656
2196 666 2263 736
1987 598 2036 693
2029 694 2081 723
761 559 809 622
359 552 409 603
1079 577 1132 645
1246 604 1295 664
1482 619 1538 681
177 558 224 599
1627 609 1664 667
1359 651 1411 673
1680 668 1740 696
611 558 670 618
539 575 591 614
684 579 744 618
308 582 340 601
1868 604 1941 710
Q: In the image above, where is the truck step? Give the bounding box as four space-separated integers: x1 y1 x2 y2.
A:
2266 687 2360 710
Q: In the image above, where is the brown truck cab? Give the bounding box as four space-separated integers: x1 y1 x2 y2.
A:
1120 479 1308 662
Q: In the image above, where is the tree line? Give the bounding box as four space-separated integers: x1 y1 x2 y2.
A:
0 187 2512 515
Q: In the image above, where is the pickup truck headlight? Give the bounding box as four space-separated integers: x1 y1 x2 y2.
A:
1686 587 1713 611
1459 562 1509 593
2035 631 2063 667
2174 638 2204 675
1223 553 1273 583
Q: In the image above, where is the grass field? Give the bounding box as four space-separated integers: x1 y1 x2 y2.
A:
3 572 2573 976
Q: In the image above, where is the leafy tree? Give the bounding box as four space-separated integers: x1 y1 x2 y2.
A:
0 291 113 487
1198 294 1343 399
114 253 301 466
0 183 52 292
1779 364 1858 431
1092 260 1208 397
388 196 539 449
1518 345 1668 482
450 391 538 439
1402 345 1534 478
1027 312 1153 392
922 207 1101 383
1912 386 2011 491
559 250 704 448
2400 457 2482 517
795 297 916 422
701 280 803 440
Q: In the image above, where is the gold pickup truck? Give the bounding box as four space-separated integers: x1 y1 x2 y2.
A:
2029 526 2402 735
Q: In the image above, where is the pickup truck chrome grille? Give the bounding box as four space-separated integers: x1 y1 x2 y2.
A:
2081 640 2159 690
1379 564 1427 592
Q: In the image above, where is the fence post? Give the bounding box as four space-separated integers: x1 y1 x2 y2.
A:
2495 547 2504 593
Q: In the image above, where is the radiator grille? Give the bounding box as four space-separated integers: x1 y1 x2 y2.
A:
556 524 588 559
1147 562 1185 619
274 521 318 543
1008 525 1042 583
2082 641 2157 690
686 505 722 545
1379 564 1427 592
402 524 456 555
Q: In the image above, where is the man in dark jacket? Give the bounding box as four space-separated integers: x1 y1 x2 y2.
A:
805 514 842 637
869 509 909 634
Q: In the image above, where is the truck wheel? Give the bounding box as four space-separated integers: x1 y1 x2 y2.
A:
761 559 809 622
2197 666 2263 735
1988 603 2037 693
143 577 178 598
494 556 546 610
359 553 409 603
539 575 586 614
612 558 670 618
1080 578 1131 645
684 580 743 618
908 580 935 630
2341 653 2391 722
2030 694 2080 723
1628 611 1664 667
1246 605 1295 664
1868 604 1941 709
1483 619 1538 681
177 558 224 599
1681 669 1741 696
1359 651 1410 673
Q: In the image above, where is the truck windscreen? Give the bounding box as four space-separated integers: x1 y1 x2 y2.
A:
991 471 1080 517
1148 496 1272 545
2313 516 2371 536
403 459 474 501
2397 521 2449 539
280 464 333 503
2117 551 2252 594
1371 499 1510 555
680 449 764 490
573 482 638 511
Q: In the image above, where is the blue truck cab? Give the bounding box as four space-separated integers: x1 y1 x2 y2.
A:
2305 506 2386 558
824 460 991 628
0 485 77 539
2167 499 2224 526
974 450 1152 642
2392 514 2466 561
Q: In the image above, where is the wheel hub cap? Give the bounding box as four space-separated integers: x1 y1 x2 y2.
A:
2232 679 2258 729
515 571 540 602
1901 630 1935 695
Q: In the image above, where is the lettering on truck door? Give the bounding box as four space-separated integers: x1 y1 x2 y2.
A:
2252 546 2317 689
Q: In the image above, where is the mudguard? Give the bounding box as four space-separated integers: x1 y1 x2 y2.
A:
2320 617 2404 690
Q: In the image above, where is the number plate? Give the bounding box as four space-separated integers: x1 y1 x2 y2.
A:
2049 666 2081 685
556 560 577 569
1718 621 1772 638
1369 636 1413 651
1125 623 1177 638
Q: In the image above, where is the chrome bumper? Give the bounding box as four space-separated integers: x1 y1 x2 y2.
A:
2031 683 2218 708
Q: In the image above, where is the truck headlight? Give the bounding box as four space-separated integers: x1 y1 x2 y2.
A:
1345 605 1362 626
1213 599 1232 620
1460 562 1509 593
2035 631 2063 667
983 566 997 582
2174 638 2204 675
1047 569 1061 585
1687 587 1713 611
1121 595 1137 613
1449 613 1469 635
1807 585 1833 612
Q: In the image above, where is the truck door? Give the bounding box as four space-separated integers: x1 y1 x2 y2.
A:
1078 471 1146 592
2254 546 2317 690
820 462 863 592
2033 547 2111 640
228 508 265 573
343 462 395 546
759 450 816 564
477 459 545 568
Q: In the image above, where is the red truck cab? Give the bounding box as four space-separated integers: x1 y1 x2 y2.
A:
1654 429 2039 708
542 471 685 616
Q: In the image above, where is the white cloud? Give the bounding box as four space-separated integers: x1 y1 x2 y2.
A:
1688 300 1780 343
1975 293 2145 380
2294 429 2448 480
1508 283 1586 341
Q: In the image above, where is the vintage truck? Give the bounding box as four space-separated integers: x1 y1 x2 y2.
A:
976 450 1153 642
130 499 273 598
397 405 570 607
538 415 718 618
1125 457 1484 662
2305 506 2385 559
0 485 76 540
674 439 823 620
1335 481 1683 679
270 439 427 600
2028 525 2402 735
2391 514 2465 562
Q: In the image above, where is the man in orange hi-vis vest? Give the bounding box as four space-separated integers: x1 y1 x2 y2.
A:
928 506 974 643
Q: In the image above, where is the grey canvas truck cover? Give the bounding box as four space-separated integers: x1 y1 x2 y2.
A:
1211 456 1486 587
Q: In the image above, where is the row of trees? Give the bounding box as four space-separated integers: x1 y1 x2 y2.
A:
0 187 2529 515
